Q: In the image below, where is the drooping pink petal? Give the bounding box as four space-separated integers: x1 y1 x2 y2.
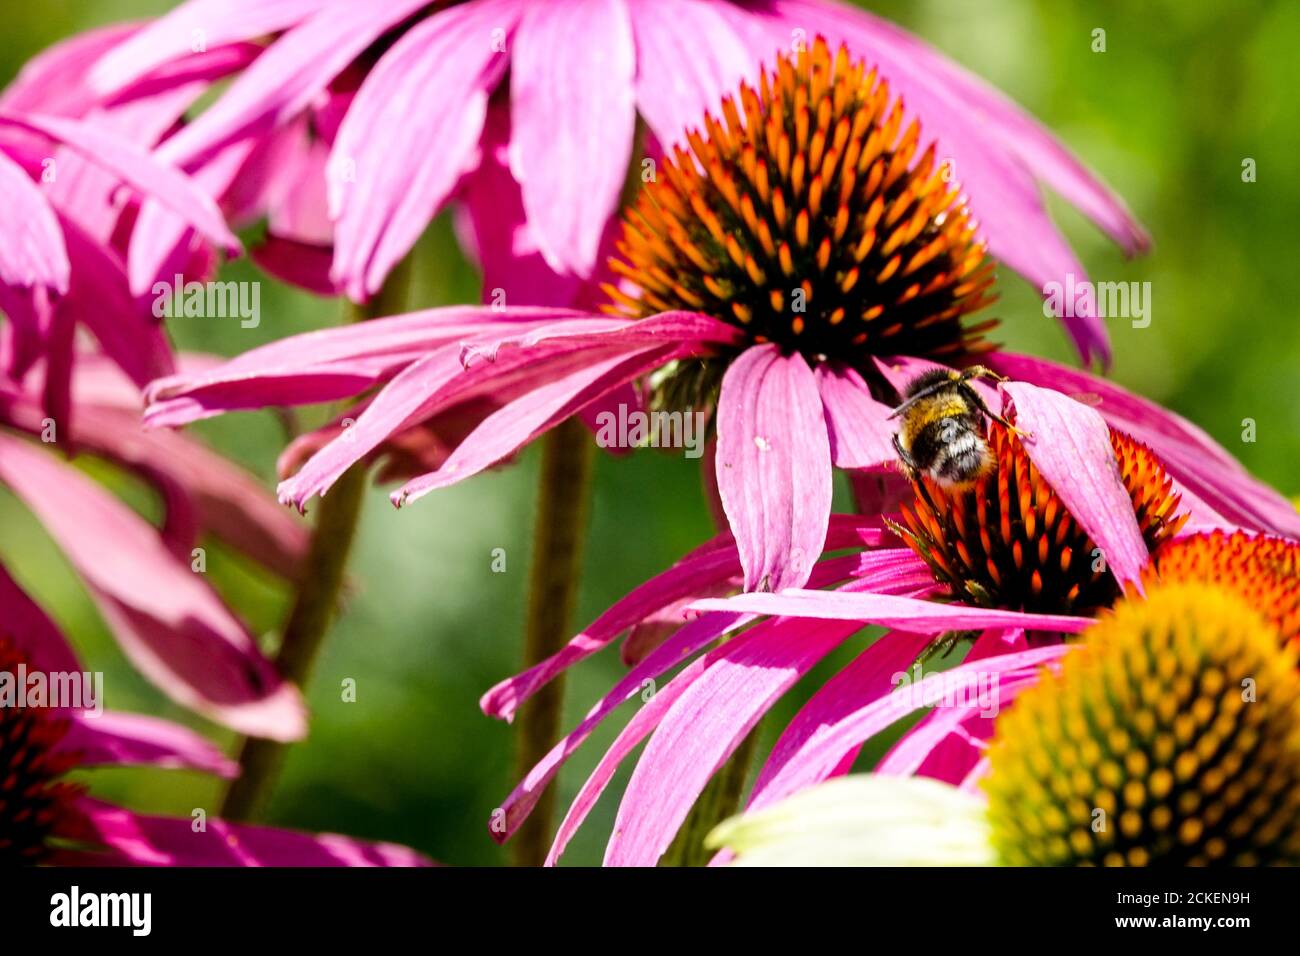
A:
691 587 1092 634
481 514 889 722
510 0 635 277
715 345 833 592
605 615 863 866
87 0 328 94
455 98 583 308
1001 380 1150 590
814 362 895 469
76 799 430 867
0 559 81 674
745 644 1069 814
627 0 766 150
748 629 933 806
394 344 680 507
876 627 1027 782
151 0 433 170
0 149 68 293
0 435 305 740
331 0 520 300
988 351 1300 537
495 610 751 846
1 23 138 116
0 111 239 254
61 711 238 777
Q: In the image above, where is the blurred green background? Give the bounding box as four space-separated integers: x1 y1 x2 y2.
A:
1 1 1296 866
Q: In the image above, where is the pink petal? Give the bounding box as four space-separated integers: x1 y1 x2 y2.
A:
455 99 583 307
510 0 634 277
0 435 305 740
88 0 327 94
62 711 238 777
605 615 862 866
0 111 239 253
715 345 833 592
77 799 430 867
0 559 81 673
394 344 680 507
627 0 766 150
989 351 1300 537
2 23 138 116
691 587 1093 634
814 362 895 469
496 610 751 846
0 149 68 292
1001 380 1149 589
749 628 933 802
331 0 519 300
746 643 1070 813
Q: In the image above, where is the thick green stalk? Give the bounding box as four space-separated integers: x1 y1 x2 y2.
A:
220 261 411 821
510 416 595 866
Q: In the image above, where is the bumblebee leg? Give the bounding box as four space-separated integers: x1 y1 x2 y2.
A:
960 379 1032 440
892 433 920 476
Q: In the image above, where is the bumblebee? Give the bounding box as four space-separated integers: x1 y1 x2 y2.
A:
889 366 1021 488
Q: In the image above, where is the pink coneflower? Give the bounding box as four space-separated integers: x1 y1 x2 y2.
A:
144 42 1298 596
0 359 307 741
0 624 425 866
92 0 1143 360
471 386 1274 865
0 62 240 422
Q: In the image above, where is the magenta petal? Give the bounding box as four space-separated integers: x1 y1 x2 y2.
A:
0 112 239 253
510 0 635 277
77 799 430 866
88 0 327 94
745 644 1069 814
3 23 138 116
628 0 765 150
155 0 432 170
1001 380 1149 589
715 345 833 591
394 344 680 507
61 711 238 777
691 587 1092 634
814 362 895 469
0 559 81 674
494 610 750 845
989 351 1300 537
0 436 305 740
605 614 862 866
750 629 933 801
331 0 519 300
0 149 68 293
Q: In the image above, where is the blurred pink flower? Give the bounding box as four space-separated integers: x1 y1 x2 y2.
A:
90 0 1144 364
0 359 307 740
0 624 425 866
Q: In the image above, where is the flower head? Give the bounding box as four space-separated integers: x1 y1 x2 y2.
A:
986 582 1300 866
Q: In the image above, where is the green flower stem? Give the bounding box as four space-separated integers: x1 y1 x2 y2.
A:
510 416 595 867
220 261 411 821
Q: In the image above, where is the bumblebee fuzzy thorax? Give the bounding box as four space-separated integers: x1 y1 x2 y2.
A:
892 369 995 489
602 38 997 372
